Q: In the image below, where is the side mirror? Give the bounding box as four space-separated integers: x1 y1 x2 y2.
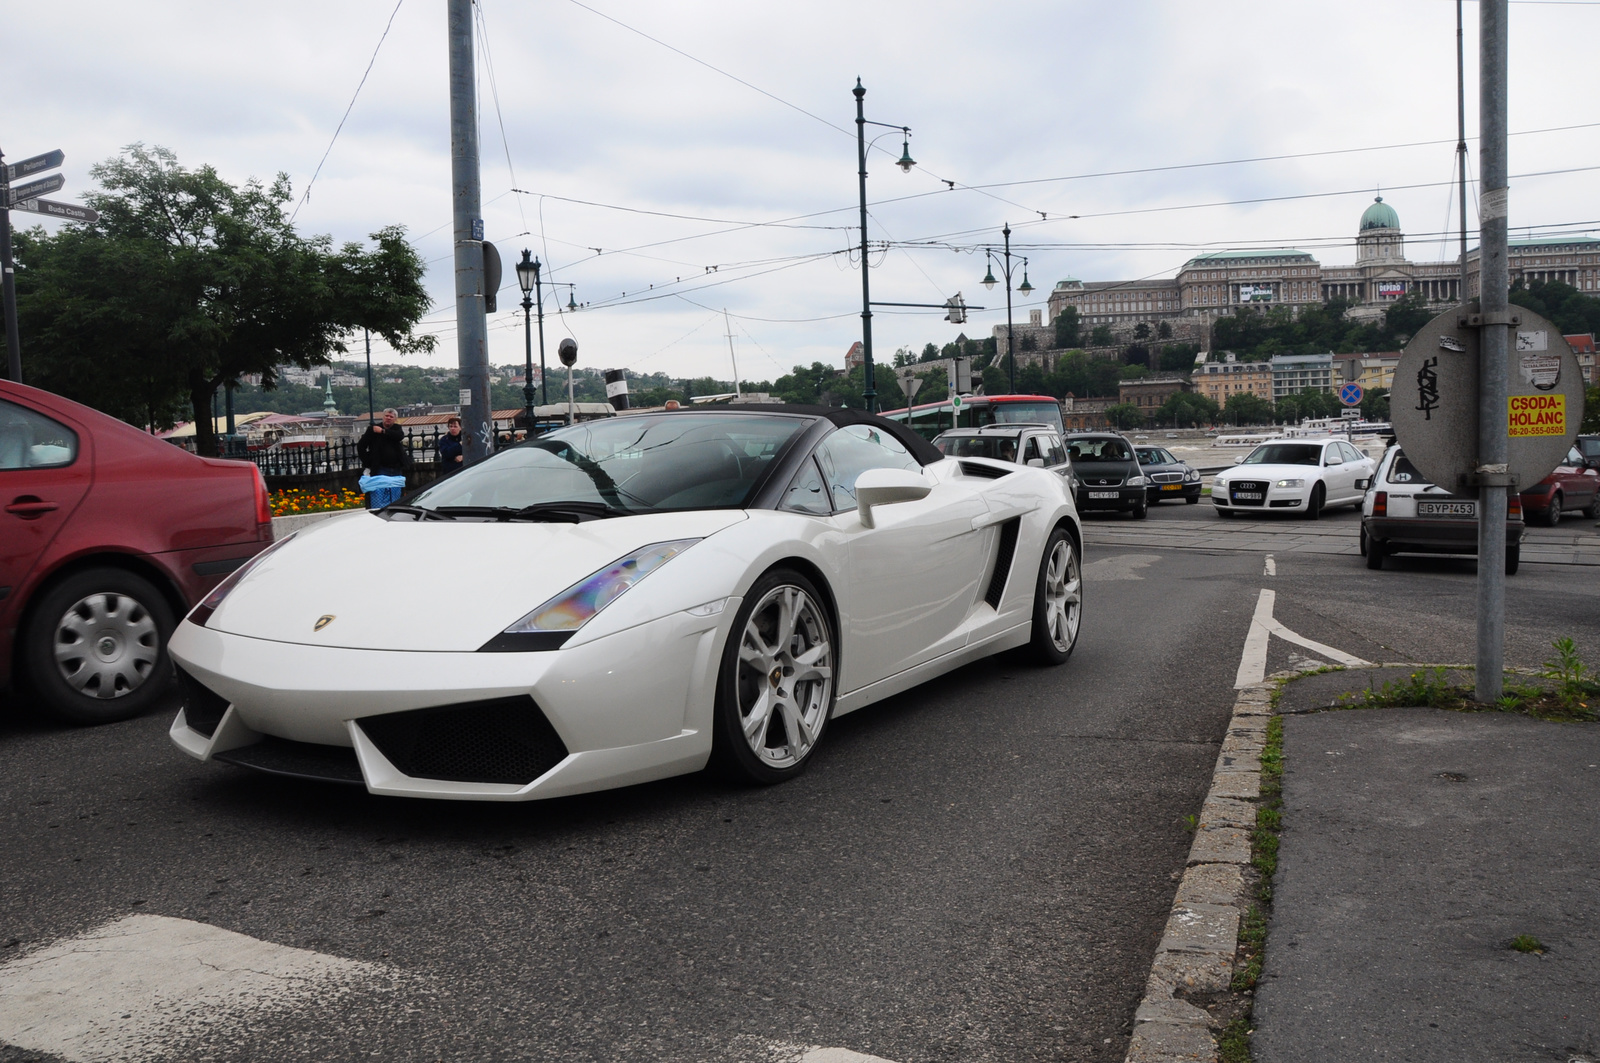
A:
1354 478 1370 491
1026 458 1045 468
855 467 932 528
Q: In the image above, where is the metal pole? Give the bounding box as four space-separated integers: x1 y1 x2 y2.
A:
522 290 535 432
0 145 22 384
1003 223 1016 394
448 0 491 464
854 79 877 413
567 363 575 426
364 327 374 424
1475 0 1509 703
1457 0 1470 301
724 308 741 396
534 258 548 407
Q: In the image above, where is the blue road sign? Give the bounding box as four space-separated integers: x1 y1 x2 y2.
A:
1338 382 1364 407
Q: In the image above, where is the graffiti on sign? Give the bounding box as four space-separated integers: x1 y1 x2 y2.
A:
1414 356 1439 421
1508 394 1566 438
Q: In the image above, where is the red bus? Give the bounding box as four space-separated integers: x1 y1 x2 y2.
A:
881 394 1064 441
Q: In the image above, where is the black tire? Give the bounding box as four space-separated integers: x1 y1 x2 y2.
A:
1184 494 1199 504
1359 527 1368 557
22 568 176 725
1546 493 1563 526
1365 537 1385 570
709 568 835 785
1028 526 1082 666
1506 544 1520 576
1130 496 1148 520
1585 494 1600 520
1216 507 1236 518
1306 483 1324 520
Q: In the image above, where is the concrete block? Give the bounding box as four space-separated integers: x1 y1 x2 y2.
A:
1227 715 1269 734
1134 994 1211 1027
1207 771 1260 800
1149 947 1236 993
1158 902 1240 956
1214 749 1261 775
1197 796 1254 830
1220 732 1264 758
1188 826 1251 865
1125 1021 1217 1063
1174 862 1244 907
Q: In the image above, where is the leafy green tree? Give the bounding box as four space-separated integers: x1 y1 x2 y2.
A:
1156 391 1219 427
1359 386 1390 420
1157 320 1173 340
1223 392 1275 425
1157 343 1202 371
1090 324 1115 347
1382 292 1433 344
920 343 941 362
1118 363 1150 381
7 145 432 454
1509 279 1600 337
1581 384 1599 433
1133 322 1151 341
1053 306 1081 350
1020 332 1038 352
1105 403 1144 429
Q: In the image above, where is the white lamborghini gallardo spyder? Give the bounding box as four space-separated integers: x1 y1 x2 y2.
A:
169 406 1084 800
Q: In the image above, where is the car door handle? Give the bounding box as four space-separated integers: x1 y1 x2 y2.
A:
5 498 60 518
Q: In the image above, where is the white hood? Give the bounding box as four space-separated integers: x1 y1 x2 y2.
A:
205 509 746 651
1217 463 1322 481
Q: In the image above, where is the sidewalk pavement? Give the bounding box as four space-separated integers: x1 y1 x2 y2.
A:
1253 686 1600 1062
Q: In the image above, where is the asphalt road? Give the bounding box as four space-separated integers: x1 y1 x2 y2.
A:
3 501 1597 1063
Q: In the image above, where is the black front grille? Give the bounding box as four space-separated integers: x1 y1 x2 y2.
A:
214 736 365 785
1085 475 1123 486
176 666 229 738
984 518 1022 609
357 696 569 785
1229 480 1268 506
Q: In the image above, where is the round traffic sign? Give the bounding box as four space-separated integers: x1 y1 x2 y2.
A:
1338 382 1364 407
951 394 963 410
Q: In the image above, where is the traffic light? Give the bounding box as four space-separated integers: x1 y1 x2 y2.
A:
944 293 967 324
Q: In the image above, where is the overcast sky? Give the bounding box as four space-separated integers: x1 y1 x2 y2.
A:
5 0 1597 381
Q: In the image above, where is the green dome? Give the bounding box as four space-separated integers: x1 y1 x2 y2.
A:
1054 276 1082 289
1360 196 1400 231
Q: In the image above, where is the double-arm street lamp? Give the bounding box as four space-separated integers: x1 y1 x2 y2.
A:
980 223 1033 394
854 78 916 413
514 250 577 434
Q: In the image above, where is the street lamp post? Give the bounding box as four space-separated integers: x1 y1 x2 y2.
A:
853 78 916 414
514 250 577 436
980 223 1033 394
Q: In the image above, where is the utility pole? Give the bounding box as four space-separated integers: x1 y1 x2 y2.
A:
854 80 876 413
0 145 21 383
1456 0 1470 300
364 328 375 424
1475 0 1510 702
448 0 491 464
724 309 741 396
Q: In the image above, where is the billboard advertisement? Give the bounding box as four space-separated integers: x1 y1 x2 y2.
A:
1238 284 1274 302
1377 281 1406 298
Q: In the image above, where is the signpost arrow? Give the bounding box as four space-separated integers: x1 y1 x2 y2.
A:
11 198 99 224
5 174 65 206
3 149 65 184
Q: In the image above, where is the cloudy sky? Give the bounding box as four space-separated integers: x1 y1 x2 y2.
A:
5 1 1597 381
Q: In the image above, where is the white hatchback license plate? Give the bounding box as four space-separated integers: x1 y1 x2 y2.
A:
1088 491 1119 499
1417 501 1475 517
1232 491 1263 501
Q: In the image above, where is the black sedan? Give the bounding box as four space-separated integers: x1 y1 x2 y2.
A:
1133 445 1202 504
1066 433 1149 519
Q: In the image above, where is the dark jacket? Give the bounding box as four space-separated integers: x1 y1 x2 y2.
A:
437 431 464 475
358 423 408 474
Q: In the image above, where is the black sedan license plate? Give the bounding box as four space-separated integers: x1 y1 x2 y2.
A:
1088 491 1119 499
1233 491 1263 501
1161 484 1181 491
1417 500 1475 517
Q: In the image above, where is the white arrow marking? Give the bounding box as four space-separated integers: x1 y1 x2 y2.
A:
1235 588 1371 688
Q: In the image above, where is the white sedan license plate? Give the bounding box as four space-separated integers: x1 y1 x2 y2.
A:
1088 491 1119 499
1232 491 1263 501
1417 500 1475 517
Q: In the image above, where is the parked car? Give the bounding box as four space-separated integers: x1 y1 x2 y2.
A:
1065 432 1149 518
1133 445 1202 504
1517 443 1600 525
932 423 1072 479
169 406 1084 800
1 380 273 724
1576 434 1600 465
1360 445 1523 573
1212 438 1376 518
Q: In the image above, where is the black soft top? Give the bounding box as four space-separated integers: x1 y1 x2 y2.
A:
651 403 944 466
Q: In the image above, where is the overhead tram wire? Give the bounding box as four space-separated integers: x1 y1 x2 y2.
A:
290 0 406 223
474 1 532 236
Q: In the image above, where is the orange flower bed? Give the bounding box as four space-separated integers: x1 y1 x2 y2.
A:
270 486 368 517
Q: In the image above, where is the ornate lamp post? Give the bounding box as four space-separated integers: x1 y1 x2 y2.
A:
854 78 916 413
514 250 577 435
980 223 1033 394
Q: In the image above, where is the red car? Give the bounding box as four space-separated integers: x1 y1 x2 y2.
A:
1517 443 1600 526
2 380 272 724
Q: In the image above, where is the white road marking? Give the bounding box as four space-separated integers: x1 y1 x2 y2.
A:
1235 588 1372 688
1083 553 1160 582
1263 554 1276 576
0 914 387 1063
765 1043 902 1063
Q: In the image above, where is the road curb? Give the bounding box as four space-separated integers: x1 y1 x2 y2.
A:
1124 683 1273 1063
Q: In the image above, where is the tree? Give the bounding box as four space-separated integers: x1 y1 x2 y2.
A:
1382 292 1432 344
1509 279 1600 337
1158 343 1202 371
1582 384 1600 434
1157 391 1219 428
8 145 432 454
1090 324 1115 347
1053 306 1081 350
1020 332 1038 352
1157 320 1173 340
1133 322 1151 341
1105 403 1144 430
1359 386 1390 421
1223 392 1275 425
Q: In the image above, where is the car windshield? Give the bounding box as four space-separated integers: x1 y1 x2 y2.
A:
1387 452 1429 485
1242 443 1323 466
935 435 1019 462
1068 438 1131 462
408 413 804 515
1136 448 1174 466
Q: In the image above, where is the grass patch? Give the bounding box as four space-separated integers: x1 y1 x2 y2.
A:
1218 1017 1253 1063
1509 934 1545 954
1334 640 1598 723
1218 710 1285 1062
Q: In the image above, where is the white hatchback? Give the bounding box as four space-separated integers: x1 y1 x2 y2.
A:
1212 438 1376 519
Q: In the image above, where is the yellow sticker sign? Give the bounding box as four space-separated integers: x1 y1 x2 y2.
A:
1508 394 1566 437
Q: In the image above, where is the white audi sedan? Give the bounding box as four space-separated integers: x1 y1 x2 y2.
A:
1212 438 1376 519
168 406 1084 801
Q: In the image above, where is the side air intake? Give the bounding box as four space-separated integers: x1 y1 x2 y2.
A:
983 518 1022 609
960 460 1012 480
176 666 229 738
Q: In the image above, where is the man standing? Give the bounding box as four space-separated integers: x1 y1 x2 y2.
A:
357 408 408 509
437 416 465 476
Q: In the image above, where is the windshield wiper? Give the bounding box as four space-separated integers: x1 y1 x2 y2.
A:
376 505 456 521
433 501 631 523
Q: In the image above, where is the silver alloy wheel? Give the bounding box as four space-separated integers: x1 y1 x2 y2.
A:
52 592 160 699
1043 537 1083 653
734 585 833 770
